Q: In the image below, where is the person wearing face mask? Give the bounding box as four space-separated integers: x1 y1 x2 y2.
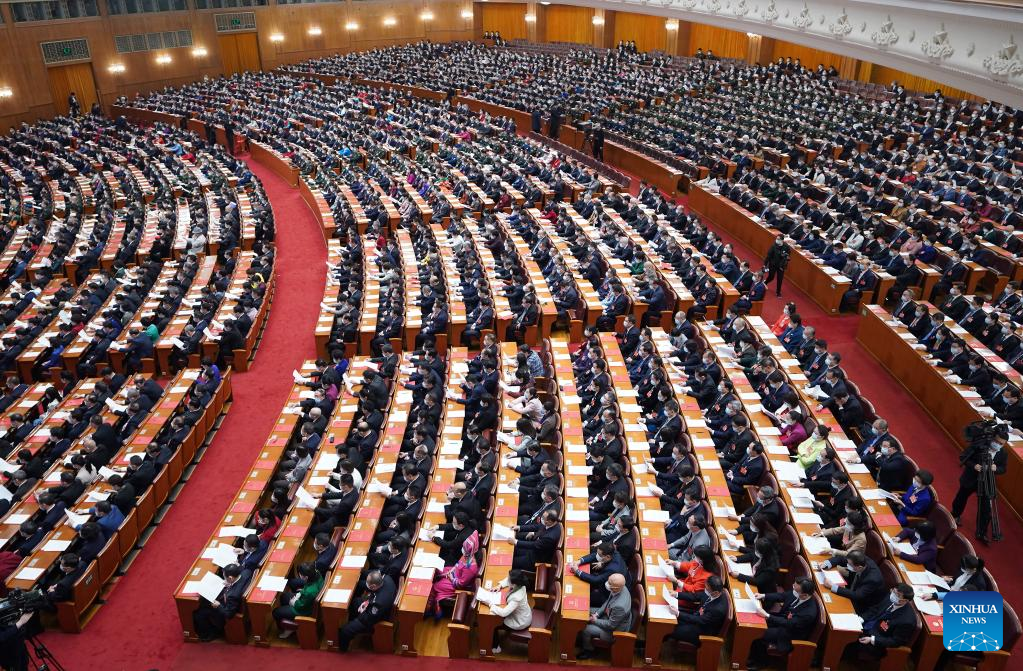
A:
273 562 324 639
576 572 633 660
891 469 934 525
870 440 912 491
937 338 970 377
770 302 797 336
745 577 820 670
920 555 990 601
731 486 783 544
668 515 711 562
726 442 766 495
764 236 790 297
812 472 854 527
729 537 779 593
664 574 729 646
671 545 716 604
890 521 939 572
795 425 830 469
817 509 868 558
998 386 1023 430
854 583 918 659
952 432 1008 542
571 541 630 603
337 569 397 653
780 411 808 449
821 550 887 617
510 508 561 569
192 563 252 642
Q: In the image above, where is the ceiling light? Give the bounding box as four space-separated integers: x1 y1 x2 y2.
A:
191 47 208 57
383 16 396 26
524 13 536 22
665 20 679 30
345 21 359 30
108 63 126 73
460 9 472 18
592 16 604 25
421 10 434 20
155 54 172 64
269 33 284 43
308 26 322 36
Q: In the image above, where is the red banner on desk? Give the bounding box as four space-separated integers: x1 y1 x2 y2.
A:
243 480 266 491
231 500 256 514
564 426 583 436
346 529 373 542
872 513 899 527
282 526 306 538
736 612 766 625
495 506 517 517
254 459 276 470
565 536 589 549
250 589 278 603
404 579 432 597
489 553 512 566
706 485 730 497
643 537 668 550
356 506 381 520
270 548 298 562
562 596 589 612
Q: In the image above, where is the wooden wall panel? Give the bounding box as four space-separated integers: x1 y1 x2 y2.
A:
612 12 665 53
0 0 476 131
869 64 980 101
687 22 747 59
480 2 527 41
543 4 592 45
48 63 99 116
770 38 844 70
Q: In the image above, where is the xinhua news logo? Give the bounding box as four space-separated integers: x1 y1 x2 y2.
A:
943 591 1003 652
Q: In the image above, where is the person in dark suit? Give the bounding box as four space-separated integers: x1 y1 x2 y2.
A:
854 583 918 658
811 472 854 527
192 563 252 642
951 436 1008 542
821 551 888 617
571 542 629 603
337 570 397 652
511 508 560 569
746 577 820 670
44 553 84 607
665 575 729 646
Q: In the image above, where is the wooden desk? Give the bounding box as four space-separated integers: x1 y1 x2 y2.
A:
856 305 1023 519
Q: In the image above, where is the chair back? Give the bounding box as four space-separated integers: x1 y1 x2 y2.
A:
928 504 955 544
1004 602 1022 652
865 529 886 563
937 533 975 576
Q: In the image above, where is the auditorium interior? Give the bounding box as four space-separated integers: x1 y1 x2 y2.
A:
0 0 1019 669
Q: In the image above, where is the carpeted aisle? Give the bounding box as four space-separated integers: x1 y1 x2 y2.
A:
692 198 1023 614
38 158 327 670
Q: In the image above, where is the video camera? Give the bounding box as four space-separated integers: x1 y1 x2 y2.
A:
0 589 48 628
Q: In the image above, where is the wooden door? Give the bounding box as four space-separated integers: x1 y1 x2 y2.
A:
218 33 261 76
48 62 99 116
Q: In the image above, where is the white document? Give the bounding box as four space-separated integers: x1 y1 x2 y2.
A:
42 539 72 553
475 587 501 607
412 551 446 570
340 555 368 569
661 584 678 608
210 543 241 569
324 588 352 603
409 566 436 580
642 509 670 523
648 603 677 621
915 597 943 616
257 574 289 593
15 567 44 582
829 613 865 631
566 509 589 522
492 523 515 541
793 511 824 525
800 535 832 555
197 571 227 602
64 510 89 527
218 525 256 538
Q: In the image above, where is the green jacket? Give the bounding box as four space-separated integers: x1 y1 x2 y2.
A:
293 576 324 616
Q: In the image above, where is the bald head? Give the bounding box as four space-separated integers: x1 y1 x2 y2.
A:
607 573 626 593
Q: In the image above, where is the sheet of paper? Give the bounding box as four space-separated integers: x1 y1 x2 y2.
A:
197 571 227 602
15 567 44 581
340 554 368 569
42 539 72 553
324 588 352 603
257 574 289 592
648 603 676 621
829 613 864 631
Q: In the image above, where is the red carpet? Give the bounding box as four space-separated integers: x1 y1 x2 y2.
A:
690 196 1023 615
38 158 326 670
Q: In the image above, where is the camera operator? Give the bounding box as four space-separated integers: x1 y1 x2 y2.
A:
0 612 33 671
951 422 1008 543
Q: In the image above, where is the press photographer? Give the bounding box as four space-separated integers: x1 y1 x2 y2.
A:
951 419 1009 543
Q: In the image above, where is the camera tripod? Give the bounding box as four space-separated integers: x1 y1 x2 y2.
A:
25 634 64 671
977 451 1003 542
